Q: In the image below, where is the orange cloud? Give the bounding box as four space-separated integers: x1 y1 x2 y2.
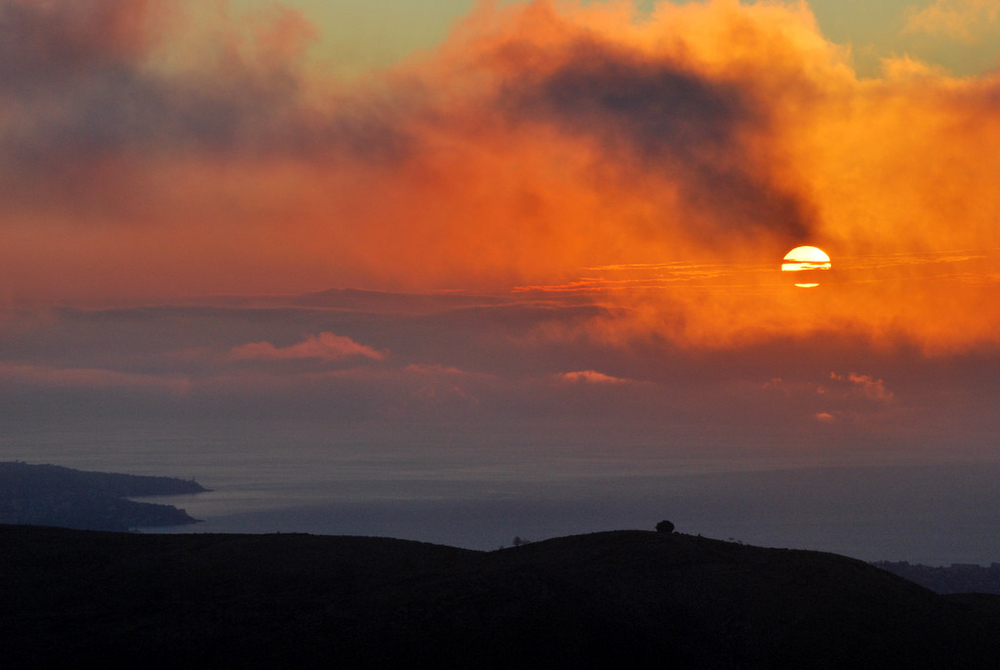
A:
230 333 384 362
1 1 999 353
830 373 895 402
558 370 629 384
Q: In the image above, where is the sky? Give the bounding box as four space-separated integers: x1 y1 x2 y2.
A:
2 0 1000 558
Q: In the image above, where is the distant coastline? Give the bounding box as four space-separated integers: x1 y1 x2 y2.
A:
0 462 208 531
874 560 1000 595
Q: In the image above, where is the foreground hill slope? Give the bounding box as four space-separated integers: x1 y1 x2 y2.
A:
3 526 998 668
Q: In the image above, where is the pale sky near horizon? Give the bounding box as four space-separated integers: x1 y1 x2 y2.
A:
231 0 1000 77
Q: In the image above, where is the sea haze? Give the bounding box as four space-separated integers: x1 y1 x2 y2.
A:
5 416 999 565
3 288 1000 566
151 463 1000 566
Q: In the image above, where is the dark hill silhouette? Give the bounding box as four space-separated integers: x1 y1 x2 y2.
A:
3 525 998 668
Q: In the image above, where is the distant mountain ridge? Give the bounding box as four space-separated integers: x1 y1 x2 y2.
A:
0 462 207 531
874 560 1000 595
3 525 998 668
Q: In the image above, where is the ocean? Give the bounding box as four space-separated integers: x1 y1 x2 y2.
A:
4 417 999 565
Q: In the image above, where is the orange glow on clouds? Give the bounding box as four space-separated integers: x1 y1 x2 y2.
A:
230 332 385 362
1 1 999 351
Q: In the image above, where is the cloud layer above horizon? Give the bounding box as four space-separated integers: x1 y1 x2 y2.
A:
1 0 999 352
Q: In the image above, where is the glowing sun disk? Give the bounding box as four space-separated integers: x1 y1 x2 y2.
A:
782 246 832 273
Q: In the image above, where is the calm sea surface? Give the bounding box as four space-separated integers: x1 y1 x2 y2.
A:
4 418 999 565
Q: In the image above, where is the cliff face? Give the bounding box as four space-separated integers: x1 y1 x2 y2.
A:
0 462 206 530
3 526 999 668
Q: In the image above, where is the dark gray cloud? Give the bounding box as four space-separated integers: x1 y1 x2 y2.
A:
0 0 411 184
0 0 155 88
503 38 815 241
0 1 817 248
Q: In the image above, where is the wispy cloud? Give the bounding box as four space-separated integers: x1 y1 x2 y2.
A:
557 370 630 384
829 373 895 402
0 362 190 392
903 0 1000 41
230 332 384 362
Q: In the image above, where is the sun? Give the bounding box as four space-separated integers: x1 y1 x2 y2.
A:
782 246 831 287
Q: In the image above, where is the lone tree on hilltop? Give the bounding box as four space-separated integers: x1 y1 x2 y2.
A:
656 520 675 534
